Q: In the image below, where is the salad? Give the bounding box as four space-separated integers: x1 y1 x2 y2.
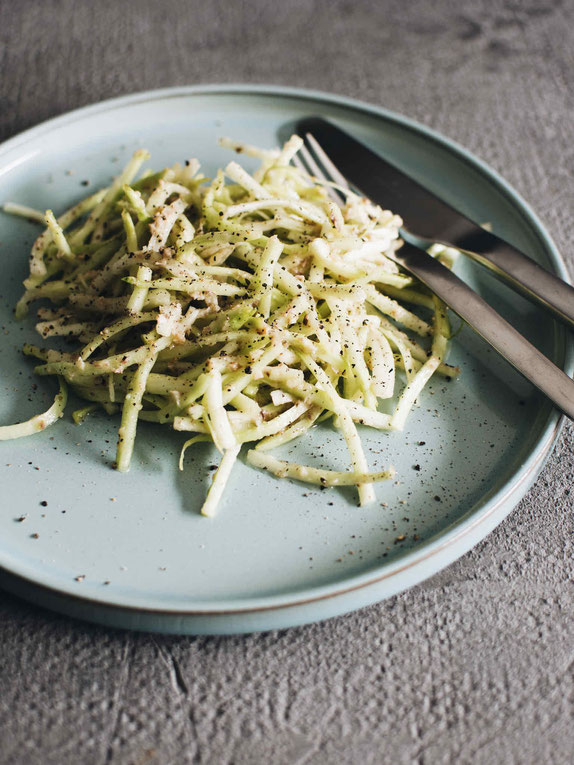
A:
0 136 459 516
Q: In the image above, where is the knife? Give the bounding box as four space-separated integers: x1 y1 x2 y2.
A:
296 117 574 329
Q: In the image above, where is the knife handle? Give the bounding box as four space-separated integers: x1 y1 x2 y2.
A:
443 226 574 329
392 243 574 421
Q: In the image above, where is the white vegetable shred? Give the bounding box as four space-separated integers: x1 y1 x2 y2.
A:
3 137 460 515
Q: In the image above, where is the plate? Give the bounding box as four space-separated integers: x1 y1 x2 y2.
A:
0 85 571 635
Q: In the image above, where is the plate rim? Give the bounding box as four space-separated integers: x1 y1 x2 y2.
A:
0 421 561 621
0 83 571 624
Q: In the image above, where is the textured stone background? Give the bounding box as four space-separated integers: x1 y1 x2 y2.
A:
1 1 573 763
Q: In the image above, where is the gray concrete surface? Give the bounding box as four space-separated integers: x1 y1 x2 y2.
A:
0 1 573 763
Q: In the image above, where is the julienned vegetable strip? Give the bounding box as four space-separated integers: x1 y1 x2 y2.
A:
298 353 376 506
3 137 460 516
204 368 237 452
201 445 241 517
246 450 395 487
116 335 171 472
391 297 450 432
0 378 67 440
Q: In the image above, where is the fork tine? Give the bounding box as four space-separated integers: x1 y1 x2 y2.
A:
304 132 351 190
291 153 310 178
299 144 328 184
296 143 346 205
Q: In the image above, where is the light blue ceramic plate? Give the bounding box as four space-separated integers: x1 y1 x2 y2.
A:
0 85 571 635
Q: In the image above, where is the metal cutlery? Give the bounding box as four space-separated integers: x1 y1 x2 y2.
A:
294 120 574 421
296 117 574 329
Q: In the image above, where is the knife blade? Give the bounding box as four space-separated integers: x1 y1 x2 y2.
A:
296 117 574 329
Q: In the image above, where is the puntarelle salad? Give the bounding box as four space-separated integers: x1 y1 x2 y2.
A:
0 136 460 516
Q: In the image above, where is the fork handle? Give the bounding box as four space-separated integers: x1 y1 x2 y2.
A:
439 225 574 329
391 242 574 420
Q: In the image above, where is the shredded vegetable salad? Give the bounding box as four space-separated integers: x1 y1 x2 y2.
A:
1 136 460 516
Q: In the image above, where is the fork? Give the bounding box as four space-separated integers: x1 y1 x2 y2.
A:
293 135 574 421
